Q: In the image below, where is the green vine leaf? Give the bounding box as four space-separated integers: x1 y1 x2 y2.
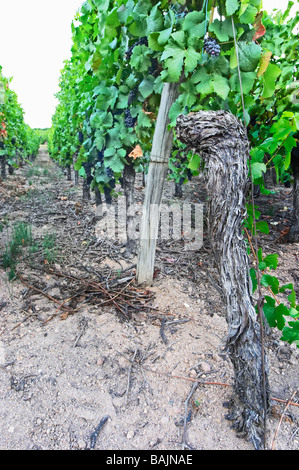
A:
130 45 152 72
261 274 280 294
208 18 234 42
139 76 155 98
211 74 230 100
237 42 262 72
261 63 282 98
281 322 299 345
238 4 258 24
226 0 239 16
262 296 285 330
182 11 206 37
250 161 267 181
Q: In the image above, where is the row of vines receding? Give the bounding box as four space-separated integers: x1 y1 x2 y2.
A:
0 67 41 176
49 0 299 350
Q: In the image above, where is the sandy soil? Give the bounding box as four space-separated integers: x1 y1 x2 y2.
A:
0 146 298 451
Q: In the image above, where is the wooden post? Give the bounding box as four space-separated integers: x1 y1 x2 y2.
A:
123 156 137 256
137 82 179 285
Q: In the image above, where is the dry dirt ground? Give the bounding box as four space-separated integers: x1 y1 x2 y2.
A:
0 145 298 451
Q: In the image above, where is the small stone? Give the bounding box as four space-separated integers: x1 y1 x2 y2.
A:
200 361 211 373
127 430 134 439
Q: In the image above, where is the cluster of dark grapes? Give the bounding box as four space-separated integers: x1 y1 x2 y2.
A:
148 58 159 77
78 130 84 143
124 108 137 128
97 149 105 164
125 36 148 60
106 167 114 179
128 86 138 106
204 36 221 57
106 167 116 189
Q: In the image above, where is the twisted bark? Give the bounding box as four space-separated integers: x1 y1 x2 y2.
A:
176 110 270 449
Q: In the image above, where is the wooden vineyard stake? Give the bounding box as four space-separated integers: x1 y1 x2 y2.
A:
176 110 270 450
137 82 179 285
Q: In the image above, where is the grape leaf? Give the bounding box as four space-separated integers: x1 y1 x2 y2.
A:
211 74 230 100
250 268 258 293
281 322 299 346
262 63 282 98
184 47 201 73
229 71 256 94
262 296 276 327
250 161 267 180
272 304 288 330
237 42 261 72
257 51 272 77
130 45 151 72
168 100 185 126
209 19 233 42
261 274 280 294
256 220 269 234
182 11 206 37
139 76 155 98
263 253 279 270
147 4 163 31
239 4 258 24
226 0 239 16
161 44 185 82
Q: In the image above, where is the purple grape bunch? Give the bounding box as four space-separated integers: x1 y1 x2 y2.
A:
124 108 137 128
204 36 221 57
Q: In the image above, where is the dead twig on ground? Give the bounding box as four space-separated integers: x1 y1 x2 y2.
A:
17 273 74 314
16 267 155 323
125 348 138 406
74 317 88 347
271 388 298 450
86 416 110 450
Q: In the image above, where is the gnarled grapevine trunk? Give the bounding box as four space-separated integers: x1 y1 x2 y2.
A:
176 110 270 450
1 155 6 179
94 186 102 207
67 165 71 181
289 143 299 242
82 162 92 201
